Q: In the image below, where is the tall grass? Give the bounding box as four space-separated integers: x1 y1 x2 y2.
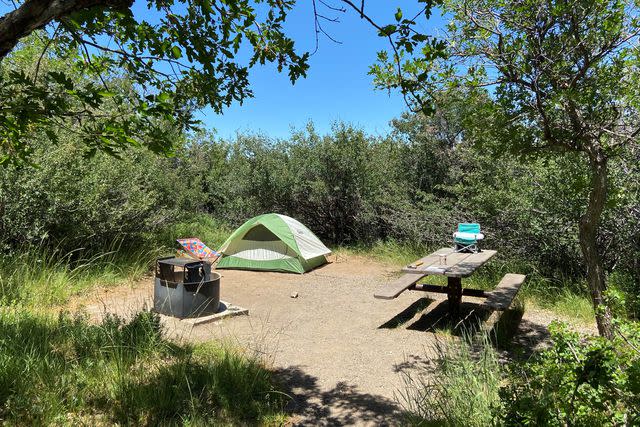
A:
398 331 503 427
0 308 286 425
334 240 431 267
0 241 160 307
465 262 595 323
0 215 233 308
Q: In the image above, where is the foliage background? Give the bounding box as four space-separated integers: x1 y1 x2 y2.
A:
2 108 638 312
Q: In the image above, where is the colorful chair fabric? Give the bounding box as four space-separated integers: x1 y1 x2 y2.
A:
177 238 220 259
453 223 484 253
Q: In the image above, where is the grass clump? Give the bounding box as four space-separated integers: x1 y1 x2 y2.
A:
0 243 159 307
0 215 231 309
525 289 595 323
0 308 286 425
399 332 503 427
333 240 429 267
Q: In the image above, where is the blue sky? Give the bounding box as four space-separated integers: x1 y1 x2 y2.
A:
198 2 446 139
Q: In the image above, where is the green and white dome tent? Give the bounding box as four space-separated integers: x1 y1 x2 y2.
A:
216 213 331 273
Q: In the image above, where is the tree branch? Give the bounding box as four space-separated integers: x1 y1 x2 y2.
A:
0 0 133 59
33 22 59 81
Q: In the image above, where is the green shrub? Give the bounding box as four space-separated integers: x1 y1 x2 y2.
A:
213 123 411 244
500 321 640 426
609 271 640 320
0 133 207 254
400 321 640 427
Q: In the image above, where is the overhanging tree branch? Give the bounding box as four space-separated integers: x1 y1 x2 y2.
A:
0 0 132 59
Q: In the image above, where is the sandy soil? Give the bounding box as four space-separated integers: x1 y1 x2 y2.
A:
71 254 596 426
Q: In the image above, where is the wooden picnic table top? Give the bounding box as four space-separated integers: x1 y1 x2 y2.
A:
375 248 526 323
401 248 497 278
374 248 498 300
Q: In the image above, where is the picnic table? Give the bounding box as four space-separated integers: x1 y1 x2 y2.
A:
374 248 525 318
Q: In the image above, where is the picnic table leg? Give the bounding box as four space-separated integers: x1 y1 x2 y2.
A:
447 277 462 317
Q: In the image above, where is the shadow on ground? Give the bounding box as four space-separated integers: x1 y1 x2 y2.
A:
379 297 550 357
378 298 435 329
405 301 489 334
380 300 496 336
275 365 401 426
507 318 552 355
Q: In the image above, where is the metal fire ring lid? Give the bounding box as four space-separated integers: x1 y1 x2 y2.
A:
157 257 203 267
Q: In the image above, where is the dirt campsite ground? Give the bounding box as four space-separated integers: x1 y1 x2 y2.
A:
70 254 596 426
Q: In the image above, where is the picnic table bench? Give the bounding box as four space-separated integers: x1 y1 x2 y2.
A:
374 248 525 318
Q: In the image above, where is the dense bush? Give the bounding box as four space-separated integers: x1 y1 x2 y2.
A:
402 321 640 426
501 321 640 426
1 104 638 312
212 123 411 244
0 132 205 253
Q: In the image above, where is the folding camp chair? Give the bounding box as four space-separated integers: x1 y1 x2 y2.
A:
176 238 221 261
453 223 484 253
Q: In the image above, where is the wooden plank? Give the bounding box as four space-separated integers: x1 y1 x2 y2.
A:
483 273 526 310
444 250 498 278
374 273 425 300
413 283 486 297
402 250 474 275
413 283 446 294
378 248 500 300
403 248 453 272
402 265 449 275
480 310 502 335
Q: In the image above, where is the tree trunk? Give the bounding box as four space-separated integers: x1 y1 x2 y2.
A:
0 0 133 59
578 149 614 338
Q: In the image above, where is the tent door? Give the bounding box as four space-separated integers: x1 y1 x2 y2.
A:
242 224 279 241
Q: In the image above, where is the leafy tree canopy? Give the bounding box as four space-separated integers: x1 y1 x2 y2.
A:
0 0 445 166
0 0 312 165
373 0 640 156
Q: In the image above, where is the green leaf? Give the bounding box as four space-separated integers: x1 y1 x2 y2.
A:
395 8 403 22
379 25 397 37
44 129 58 143
201 0 213 14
